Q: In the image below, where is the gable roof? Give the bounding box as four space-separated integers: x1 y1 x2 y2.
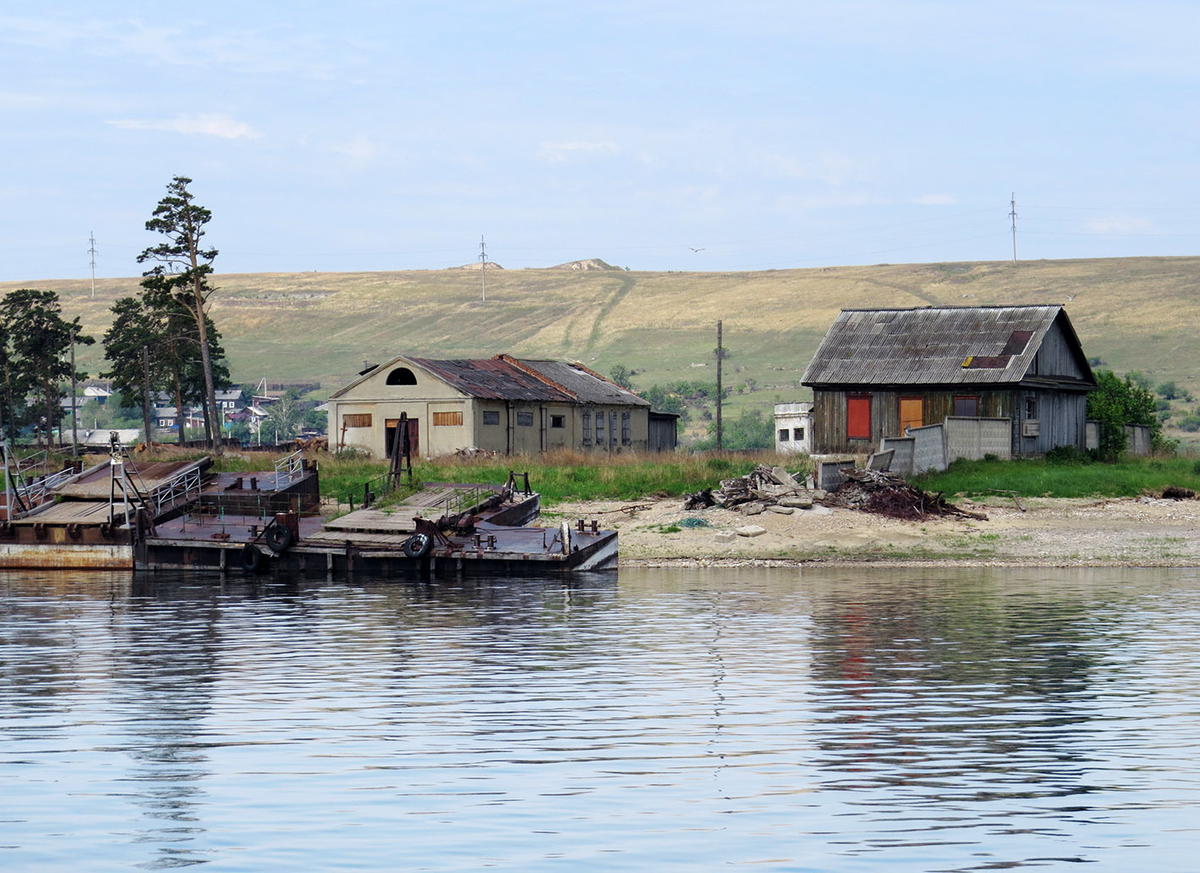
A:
802 304 1094 388
408 357 573 402
330 352 651 406
505 357 649 407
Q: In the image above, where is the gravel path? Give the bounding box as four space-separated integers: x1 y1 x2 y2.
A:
544 495 1200 568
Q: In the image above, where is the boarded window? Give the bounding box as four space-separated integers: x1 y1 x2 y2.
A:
847 395 871 440
954 395 980 417
482 410 500 425
550 414 565 429
582 412 591 445
516 411 534 427
778 428 789 442
432 411 463 427
342 413 372 428
793 427 805 441
621 411 631 444
899 396 924 433
595 412 606 445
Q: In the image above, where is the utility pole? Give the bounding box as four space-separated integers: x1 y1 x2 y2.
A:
479 235 488 303
1009 193 1018 263
142 346 153 447
88 232 98 298
716 320 723 452
70 329 78 458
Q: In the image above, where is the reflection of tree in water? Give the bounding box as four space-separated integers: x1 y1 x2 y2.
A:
806 570 1113 808
110 586 224 869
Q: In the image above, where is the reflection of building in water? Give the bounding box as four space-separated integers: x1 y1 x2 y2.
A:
110 592 223 867
805 569 1105 800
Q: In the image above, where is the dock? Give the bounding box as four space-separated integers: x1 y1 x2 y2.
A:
0 444 617 575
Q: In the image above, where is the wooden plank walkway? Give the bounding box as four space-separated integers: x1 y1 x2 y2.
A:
322 484 498 534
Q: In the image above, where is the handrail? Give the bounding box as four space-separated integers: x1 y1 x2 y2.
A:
273 449 303 490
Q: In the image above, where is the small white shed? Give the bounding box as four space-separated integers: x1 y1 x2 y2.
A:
774 402 813 455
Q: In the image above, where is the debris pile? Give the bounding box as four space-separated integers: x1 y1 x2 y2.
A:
683 465 823 514
828 469 987 520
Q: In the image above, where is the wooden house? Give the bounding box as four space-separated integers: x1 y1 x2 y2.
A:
801 305 1096 456
328 353 670 458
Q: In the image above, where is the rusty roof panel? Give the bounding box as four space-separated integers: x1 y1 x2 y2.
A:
408 357 574 402
511 359 650 407
802 305 1067 387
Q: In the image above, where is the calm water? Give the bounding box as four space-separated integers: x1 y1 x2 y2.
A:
2 566 1200 871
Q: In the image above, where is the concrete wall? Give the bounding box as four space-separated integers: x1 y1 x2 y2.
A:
945 416 1012 462
880 436 915 476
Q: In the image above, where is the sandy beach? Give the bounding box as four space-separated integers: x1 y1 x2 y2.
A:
545 494 1200 568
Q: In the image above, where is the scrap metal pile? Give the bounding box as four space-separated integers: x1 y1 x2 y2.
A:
827 469 987 520
683 464 986 521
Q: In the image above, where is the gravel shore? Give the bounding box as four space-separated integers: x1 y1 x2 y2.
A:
544 494 1200 568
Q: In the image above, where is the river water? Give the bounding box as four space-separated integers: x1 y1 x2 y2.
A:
2 566 1199 871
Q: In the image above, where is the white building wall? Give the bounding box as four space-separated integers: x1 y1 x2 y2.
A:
774 402 813 455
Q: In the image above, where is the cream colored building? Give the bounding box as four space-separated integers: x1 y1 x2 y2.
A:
328 354 660 458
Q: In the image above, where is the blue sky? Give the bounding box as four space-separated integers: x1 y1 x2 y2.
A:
3 1 1200 281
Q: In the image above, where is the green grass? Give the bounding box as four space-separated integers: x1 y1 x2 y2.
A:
915 455 1200 499
303 449 802 508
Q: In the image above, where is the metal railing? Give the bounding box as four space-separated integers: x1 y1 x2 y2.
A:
273 449 303 491
152 465 205 515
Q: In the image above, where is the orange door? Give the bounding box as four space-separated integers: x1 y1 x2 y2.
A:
899 396 924 434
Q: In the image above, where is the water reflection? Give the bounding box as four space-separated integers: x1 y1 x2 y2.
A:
1 566 1199 870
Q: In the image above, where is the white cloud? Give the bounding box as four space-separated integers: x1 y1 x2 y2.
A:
107 114 261 140
913 193 956 206
538 141 620 163
1085 214 1154 234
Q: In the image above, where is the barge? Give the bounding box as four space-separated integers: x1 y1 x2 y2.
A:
0 440 617 576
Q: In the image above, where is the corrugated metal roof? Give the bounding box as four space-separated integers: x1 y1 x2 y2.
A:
801 305 1068 387
407 357 574 402
511 359 650 407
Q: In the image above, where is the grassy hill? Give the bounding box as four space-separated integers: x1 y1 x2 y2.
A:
4 255 1199 442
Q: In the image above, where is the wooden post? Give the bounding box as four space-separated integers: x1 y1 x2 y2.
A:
716 320 723 451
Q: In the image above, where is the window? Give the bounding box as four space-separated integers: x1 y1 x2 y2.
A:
793 427 805 441
846 395 871 440
595 412 606 445
343 413 372 428
1024 395 1038 420
433 411 463 427
482 410 500 425
550 414 565 429
516 411 534 427
778 428 790 442
582 412 592 445
386 367 417 386
621 411 631 445
953 395 980 417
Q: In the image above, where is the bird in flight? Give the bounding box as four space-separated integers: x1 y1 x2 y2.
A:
689 246 705 252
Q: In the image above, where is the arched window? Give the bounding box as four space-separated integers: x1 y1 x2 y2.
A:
386 367 417 386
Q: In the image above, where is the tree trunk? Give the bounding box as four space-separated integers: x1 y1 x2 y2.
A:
141 346 152 448
173 374 185 447
191 278 221 455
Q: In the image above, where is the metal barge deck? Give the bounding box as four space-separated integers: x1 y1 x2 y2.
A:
0 443 617 575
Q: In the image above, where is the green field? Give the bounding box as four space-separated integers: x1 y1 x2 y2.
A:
6 255 1200 444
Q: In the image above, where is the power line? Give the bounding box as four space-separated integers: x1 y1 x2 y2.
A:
88 231 98 297
1009 193 1018 263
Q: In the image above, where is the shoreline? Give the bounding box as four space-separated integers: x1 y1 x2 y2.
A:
543 494 1200 569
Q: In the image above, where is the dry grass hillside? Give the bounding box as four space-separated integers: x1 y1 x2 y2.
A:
4 256 1198 428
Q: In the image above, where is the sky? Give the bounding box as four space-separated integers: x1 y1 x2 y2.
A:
4 0 1200 282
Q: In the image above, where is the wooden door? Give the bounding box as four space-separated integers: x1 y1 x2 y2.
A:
899 396 924 434
385 418 419 458
847 395 872 440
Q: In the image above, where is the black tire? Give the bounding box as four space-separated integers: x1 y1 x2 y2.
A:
265 524 294 554
403 532 432 559
241 543 264 573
